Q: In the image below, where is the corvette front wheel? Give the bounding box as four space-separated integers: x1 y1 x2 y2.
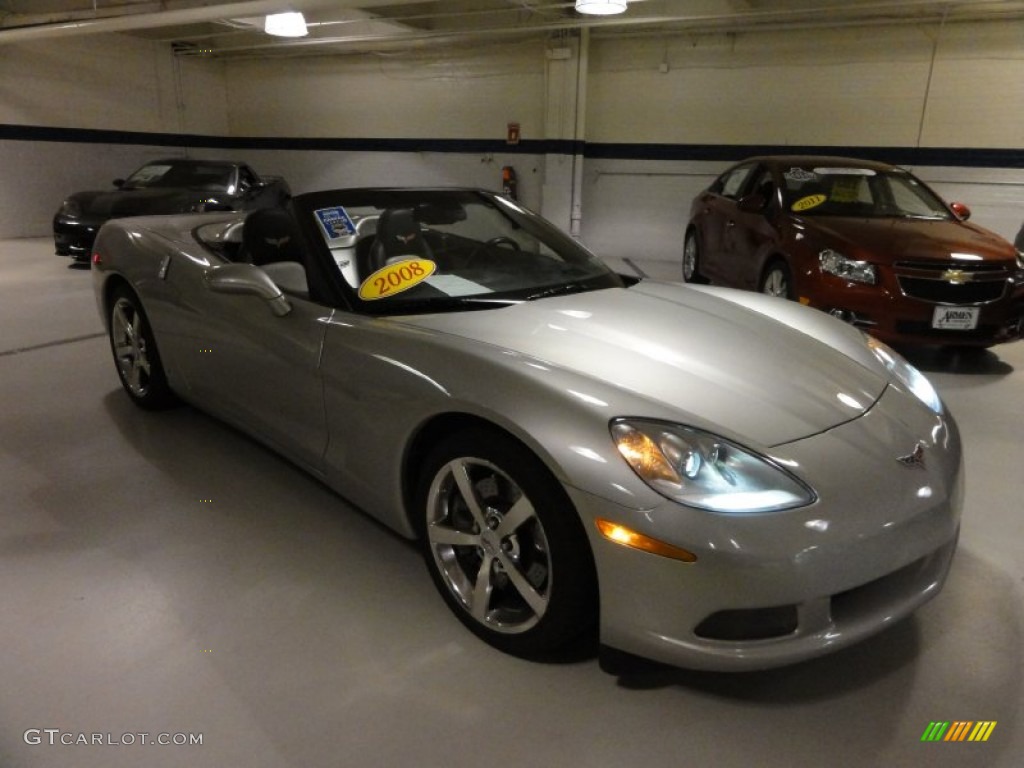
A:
417 429 597 658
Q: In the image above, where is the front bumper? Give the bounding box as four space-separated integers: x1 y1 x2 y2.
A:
53 215 105 261
802 265 1024 347
574 383 963 672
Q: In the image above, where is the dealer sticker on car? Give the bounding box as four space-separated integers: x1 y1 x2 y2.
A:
932 305 980 330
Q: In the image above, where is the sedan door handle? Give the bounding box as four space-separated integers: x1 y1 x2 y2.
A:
726 220 736 228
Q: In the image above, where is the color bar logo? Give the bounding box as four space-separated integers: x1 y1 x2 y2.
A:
921 721 997 742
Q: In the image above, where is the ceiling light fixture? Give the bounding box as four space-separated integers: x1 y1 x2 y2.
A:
575 0 628 15
264 11 308 37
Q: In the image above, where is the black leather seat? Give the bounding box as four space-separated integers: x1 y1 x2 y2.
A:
362 208 432 278
239 207 305 266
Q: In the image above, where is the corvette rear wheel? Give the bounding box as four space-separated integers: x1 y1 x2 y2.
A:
109 287 177 410
417 429 596 658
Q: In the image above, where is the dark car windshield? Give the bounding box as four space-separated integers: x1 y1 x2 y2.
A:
298 189 624 314
780 165 952 220
123 162 234 191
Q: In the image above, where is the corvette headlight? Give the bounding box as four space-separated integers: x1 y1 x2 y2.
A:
819 248 876 284
611 420 815 513
867 336 943 415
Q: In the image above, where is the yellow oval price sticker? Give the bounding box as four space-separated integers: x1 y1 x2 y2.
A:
791 194 827 212
358 258 437 300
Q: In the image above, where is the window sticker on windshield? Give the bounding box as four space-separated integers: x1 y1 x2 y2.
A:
813 167 876 176
315 206 357 240
358 258 437 300
830 177 862 203
784 168 818 182
791 194 827 212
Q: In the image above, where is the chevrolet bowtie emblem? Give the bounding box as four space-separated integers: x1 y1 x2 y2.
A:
940 269 973 284
897 442 927 469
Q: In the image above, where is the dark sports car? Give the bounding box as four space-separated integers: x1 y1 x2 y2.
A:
684 156 1024 348
53 158 290 262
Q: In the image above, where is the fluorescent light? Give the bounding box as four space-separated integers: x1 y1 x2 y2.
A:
575 0 627 14
265 11 307 37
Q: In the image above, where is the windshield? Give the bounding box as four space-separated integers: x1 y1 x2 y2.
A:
301 189 624 313
780 165 952 220
124 162 234 191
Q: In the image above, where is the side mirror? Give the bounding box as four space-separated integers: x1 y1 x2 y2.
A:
737 193 767 213
113 179 126 188
950 201 971 221
262 261 310 299
205 263 292 317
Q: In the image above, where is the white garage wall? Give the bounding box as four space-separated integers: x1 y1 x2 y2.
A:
1 20 1021 255
224 41 546 140
586 22 1024 149
580 21 1024 261
0 35 227 134
0 33 227 238
587 28 932 146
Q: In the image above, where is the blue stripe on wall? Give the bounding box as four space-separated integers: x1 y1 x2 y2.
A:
2 123 1021 168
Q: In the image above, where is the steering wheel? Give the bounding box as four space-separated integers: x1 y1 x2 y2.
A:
466 236 522 266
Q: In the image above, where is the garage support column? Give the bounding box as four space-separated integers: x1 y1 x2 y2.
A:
540 32 588 238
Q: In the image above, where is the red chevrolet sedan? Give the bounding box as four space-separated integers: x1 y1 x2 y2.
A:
684 156 1024 347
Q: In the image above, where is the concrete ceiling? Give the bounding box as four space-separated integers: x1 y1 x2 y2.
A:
1 0 1023 57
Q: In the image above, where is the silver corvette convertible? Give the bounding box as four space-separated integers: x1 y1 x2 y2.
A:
91 188 962 672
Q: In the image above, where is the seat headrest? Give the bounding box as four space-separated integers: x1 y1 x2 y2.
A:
241 207 304 266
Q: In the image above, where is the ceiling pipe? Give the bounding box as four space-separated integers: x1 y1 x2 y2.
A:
0 0 428 44
2 0 1022 50
171 0 1024 58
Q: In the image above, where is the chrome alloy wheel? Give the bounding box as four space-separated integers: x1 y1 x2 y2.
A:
425 457 552 634
682 233 698 282
761 265 790 298
111 296 153 398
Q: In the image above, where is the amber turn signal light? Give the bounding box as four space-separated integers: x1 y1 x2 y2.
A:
596 519 697 563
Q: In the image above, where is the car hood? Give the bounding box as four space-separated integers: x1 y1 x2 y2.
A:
74 187 214 218
799 215 1015 262
397 281 888 447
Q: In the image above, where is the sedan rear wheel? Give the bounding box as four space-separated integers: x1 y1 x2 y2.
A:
760 261 793 299
109 287 178 410
417 429 596 658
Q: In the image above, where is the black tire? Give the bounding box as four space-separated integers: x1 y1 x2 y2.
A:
682 229 708 284
415 428 597 658
108 286 178 410
760 260 793 300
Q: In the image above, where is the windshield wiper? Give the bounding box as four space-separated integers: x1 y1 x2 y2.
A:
523 283 590 301
379 296 521 315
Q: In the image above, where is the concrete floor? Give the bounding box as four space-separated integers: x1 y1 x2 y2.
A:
1 237 1021 768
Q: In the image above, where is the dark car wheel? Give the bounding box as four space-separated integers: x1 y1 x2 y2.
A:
416 428 597 658
682 230 708 284
760 260 793 299
108 287 178 410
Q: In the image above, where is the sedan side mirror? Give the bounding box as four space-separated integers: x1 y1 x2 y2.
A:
950 201 971 221
205 263 292 317
113 179 126 188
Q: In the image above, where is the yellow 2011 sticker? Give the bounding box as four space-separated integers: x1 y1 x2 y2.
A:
791 194 827 212
358 258 437 300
